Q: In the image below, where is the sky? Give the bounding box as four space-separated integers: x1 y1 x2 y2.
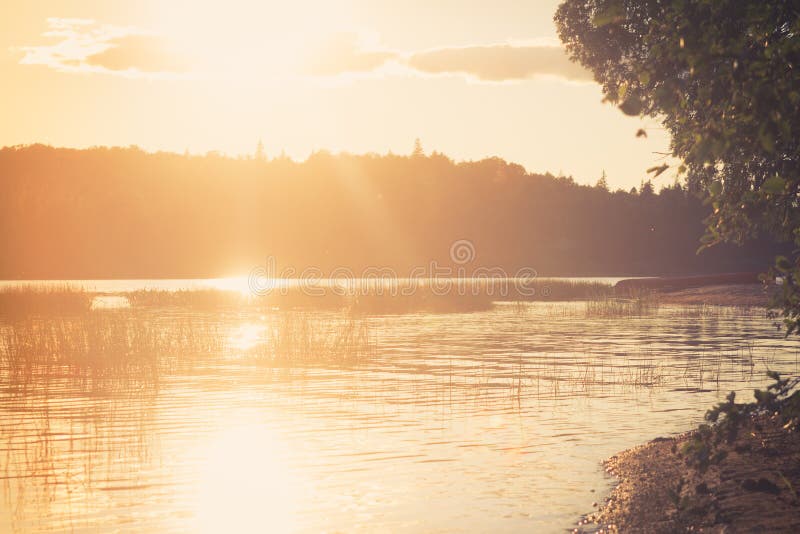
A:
0 0 673 190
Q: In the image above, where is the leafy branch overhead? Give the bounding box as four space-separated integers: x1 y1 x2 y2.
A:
556 0 800 334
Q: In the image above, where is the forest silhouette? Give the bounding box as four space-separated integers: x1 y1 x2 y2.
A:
0 144 786 279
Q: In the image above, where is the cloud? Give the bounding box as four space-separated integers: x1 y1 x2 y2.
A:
17 18 188 79
407 44 594 82
17 20 591 85
304 33 398 76
303 36 592 83
85 35 187 73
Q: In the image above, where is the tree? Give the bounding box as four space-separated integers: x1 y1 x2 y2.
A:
556 0 800 334
255 139 266 161
412 138 425 157
640 180 654 197
596 169 609 190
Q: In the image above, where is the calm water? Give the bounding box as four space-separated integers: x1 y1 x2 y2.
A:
1 296 798 532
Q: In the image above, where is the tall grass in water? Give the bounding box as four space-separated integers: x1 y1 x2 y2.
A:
123 279 616 315
1 308 377 384
350 288 493 314
503 279 614 301
256 284 493 314
252 311 377 365
0 285 91 319
0 311 224 384
585 289 660 317
128 289 246 309
255 284 492 314
264 279 614 313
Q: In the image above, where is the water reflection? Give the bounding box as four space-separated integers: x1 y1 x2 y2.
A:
191 422 302 533
0 302 797 532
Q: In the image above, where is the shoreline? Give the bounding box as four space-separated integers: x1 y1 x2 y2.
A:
579 412 800 533
576 282 798 533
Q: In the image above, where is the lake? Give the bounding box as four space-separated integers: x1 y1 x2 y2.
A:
0 281 796 532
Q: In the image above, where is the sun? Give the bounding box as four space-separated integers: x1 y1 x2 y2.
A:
148 0 354 82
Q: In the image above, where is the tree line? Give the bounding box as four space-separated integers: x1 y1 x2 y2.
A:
0 144 786 279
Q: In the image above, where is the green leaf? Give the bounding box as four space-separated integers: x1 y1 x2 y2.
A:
776 256 792 272
619 96 643 116
618 82 628 101
709 181 722 196
759 128 775 153
646 164 669 177
593 2 624 27
762 176 786 194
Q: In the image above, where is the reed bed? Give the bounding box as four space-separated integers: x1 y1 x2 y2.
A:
431 343 765 406
500 279 614 301
0 285 92 319
127 288 247 309
385 354 670 408
259 284 494 313
262 278 615 312
249 311 377 365
0 306 378 383
0 310 225 382
124 279 615 315
127 286 492 314
267 289 348 309
585 289 660 317
673 303 767 319
509 356 665 394
349 289 494 314
413 344 781 406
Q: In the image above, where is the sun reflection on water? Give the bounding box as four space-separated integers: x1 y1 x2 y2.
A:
192 423 303 533
202 276 253 294
228 323 266 352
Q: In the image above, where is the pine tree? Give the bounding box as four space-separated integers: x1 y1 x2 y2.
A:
596 169 609 190
412 138 424 157
255 139 266 161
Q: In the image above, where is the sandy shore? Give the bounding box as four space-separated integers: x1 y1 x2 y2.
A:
581 413 800 533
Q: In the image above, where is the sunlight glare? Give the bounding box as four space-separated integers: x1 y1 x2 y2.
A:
192 423 303 533
150 0 353 81
228 323 265 352
204 276 252 294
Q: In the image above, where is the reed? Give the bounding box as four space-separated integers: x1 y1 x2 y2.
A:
349 288 494 314
585 288 660 317
254 284 494 313
250 311 377 365
0 310 224 381
501 279 614 301
0 285 92 319
118 279 618 315
675 303 766 319
127 288 246 309
256 287 348 310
